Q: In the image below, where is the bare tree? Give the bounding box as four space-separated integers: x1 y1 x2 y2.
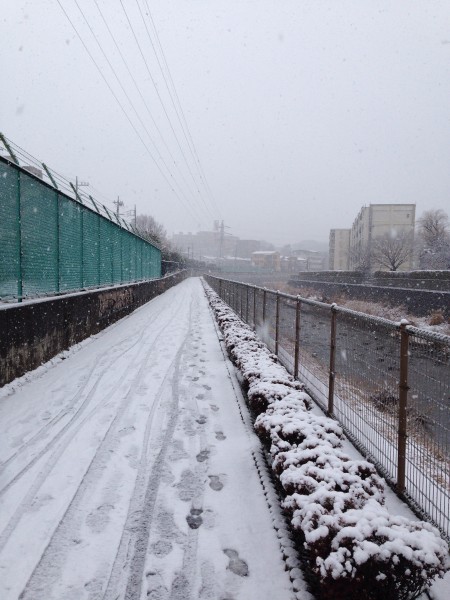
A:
372 230 414 272
135 214 167 245
135 213 185 273
417 209 450 269
349 244 371 272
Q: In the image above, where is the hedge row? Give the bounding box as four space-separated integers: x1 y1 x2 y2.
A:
204 282 449 600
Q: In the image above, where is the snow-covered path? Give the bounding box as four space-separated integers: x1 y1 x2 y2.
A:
0 278 294 600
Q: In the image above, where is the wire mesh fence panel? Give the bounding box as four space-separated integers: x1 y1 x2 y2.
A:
118 234 131 281
136 239 143 280
99 218 113 285
333 311 400 482
0 157 161 301
262 291 277 352
21 173 59 296
254 286 264 332
111 225 122 284
297 301 332 410
59 195 82 292
0 162 20 299
405 327 450 538
203 275 450 540
278 295 296 359
82 208 100 288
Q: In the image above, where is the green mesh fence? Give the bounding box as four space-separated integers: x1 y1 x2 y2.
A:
0 158 161 300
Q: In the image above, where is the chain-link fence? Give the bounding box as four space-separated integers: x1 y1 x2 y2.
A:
0 155 161 302
206 275 450 540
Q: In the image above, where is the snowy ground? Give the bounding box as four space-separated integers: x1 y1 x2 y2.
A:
0 278 296 600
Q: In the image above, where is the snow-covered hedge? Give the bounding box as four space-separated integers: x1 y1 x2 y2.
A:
204 282 449 600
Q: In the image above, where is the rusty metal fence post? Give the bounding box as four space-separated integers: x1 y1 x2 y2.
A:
294 296 301 379
397 322 409 494
253 285 257 330
275 291 280 356
246 284 249 323
328 304 337 416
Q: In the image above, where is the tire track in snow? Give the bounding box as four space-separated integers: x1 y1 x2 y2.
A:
0 295 173 496
103 300 195 600
16 292 191 600
0 293 187 559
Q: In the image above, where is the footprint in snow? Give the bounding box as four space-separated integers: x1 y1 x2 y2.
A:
146 570 169 600
186 507 203 529
196 449 210 462
118 425 135 436
208 475 224 491
202 384 211 391
170 573 189 600
209 404 219 412
223 549 249 577
196 415 207 425
215 431 226 441
176 469 203 502
150 539 173 558
85 503 114 534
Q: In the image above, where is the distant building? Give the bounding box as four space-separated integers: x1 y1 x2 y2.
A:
251 250 281 271
293 248 326 271
235 239 261 259
348 204 415 271
329 229 351 270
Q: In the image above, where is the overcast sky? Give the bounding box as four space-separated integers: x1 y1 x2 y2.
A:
2 1 450 245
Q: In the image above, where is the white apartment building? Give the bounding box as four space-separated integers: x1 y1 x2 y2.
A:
329 229 351 270
348 203 416 271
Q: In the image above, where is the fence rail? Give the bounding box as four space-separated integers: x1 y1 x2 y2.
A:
0 153 161 302
205 275 450 541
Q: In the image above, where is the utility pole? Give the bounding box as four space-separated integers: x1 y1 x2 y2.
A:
219 220 224 260
113 196 124 216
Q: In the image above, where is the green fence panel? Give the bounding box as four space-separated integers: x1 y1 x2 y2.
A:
136 239 143 280
143 245 150 279
129 234 136 281
20 173 58 297
99 218 113 285
82 208 100 287
0 162 20 299
59 195 82 291
1 158 162 300
111 224 122 283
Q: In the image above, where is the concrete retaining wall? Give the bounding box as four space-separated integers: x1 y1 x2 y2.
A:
294 270 450 291
287 279 450 318
0 272 187 387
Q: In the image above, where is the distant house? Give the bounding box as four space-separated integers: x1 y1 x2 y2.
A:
293 249 326 271
251 250 281 271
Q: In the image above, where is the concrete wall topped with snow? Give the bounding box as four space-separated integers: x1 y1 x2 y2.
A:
0 272 187 387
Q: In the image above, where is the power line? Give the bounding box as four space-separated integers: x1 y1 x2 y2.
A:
136 0 217 220
142 0 222 219
72 0 206 225
55 0 203 227
90 0 208 222
119 0 213 221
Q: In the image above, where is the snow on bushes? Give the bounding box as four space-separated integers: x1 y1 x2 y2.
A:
204 282 449 599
